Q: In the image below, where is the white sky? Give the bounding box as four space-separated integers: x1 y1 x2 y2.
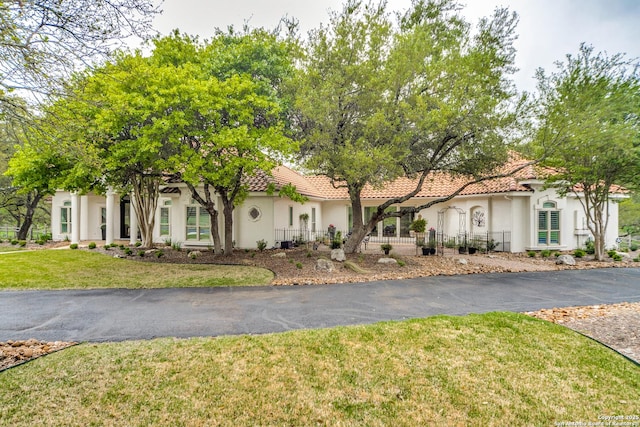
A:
151 0 640 94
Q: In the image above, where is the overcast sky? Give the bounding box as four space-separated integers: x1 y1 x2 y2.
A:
151 0 640 94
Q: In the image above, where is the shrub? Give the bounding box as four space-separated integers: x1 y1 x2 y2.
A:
171 241 182 251
540 249 551 258
18 240 27 247
381 243 393 253
633 257 639 262
156 250 164 258
612 254 622 262
256 239 267 252
306 251 312 258
124 247 133 256
119 245 125 250
103 245 110 250
585 239 595 255
88 242 97 249
138 250 145 257
331 231 343 249
70 243 78 249
10 239 18 245
631 243 639 251
397 260 406 267
553 251 561 257
163 238 172 247
573 249 585 258
36 239 45 245
295 262 303 269
607 250 617 258
134 241 142 247
527 251 536 258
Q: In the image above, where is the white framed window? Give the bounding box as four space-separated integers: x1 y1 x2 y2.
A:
248 206 262 222
60 201 72 234
288 206 293 227
160 201 171 236
186 204 210 241
311 207 316 232
538 201 560 245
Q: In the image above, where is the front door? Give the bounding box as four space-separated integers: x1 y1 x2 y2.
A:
120 196 130 239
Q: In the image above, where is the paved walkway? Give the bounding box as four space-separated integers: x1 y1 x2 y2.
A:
1 268 639 342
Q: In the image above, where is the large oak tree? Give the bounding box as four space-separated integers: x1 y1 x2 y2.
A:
295 0 522 253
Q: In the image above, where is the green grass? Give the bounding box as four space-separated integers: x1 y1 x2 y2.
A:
0 250 273 290
1 313 638 426
0 246 26 253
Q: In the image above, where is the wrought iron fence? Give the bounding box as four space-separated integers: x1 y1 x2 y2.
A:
0 225 51 241
274 228 511 253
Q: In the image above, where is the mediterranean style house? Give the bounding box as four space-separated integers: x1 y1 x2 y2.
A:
50 155 624 253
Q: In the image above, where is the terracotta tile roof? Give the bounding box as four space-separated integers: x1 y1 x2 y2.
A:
302 153 541 200
175 153 598 200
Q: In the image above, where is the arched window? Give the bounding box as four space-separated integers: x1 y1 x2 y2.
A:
538 201 560 245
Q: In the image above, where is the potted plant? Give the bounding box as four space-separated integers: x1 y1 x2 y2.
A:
380 243 392 255
409 217 427 233
427 238 436 255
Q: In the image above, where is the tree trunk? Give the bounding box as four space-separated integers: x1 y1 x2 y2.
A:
344 186 382 254
222 200 234 257
16 192 42 240
186 183 222 254
131 176 159 248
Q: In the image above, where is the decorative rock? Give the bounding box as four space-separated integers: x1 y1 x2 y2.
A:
188 250 202 259
145 249 158 255
458 258 468 265
378 257 398 264
556 254 576 265
315 258 335 272
615 251 631 259
331 248 346 262
271 252 287 258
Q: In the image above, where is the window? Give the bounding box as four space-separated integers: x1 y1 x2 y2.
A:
311 208 316 232
60 201 72 234
248 206 262 222
160 201 171 236
538 201 560 245
288 206 293 227
186 205 210 241
364 207 378 234
400 211 415 237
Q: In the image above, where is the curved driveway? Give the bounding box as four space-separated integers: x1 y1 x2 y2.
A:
1 268 639 342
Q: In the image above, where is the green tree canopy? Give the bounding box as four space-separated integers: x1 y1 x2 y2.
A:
532 43 640 260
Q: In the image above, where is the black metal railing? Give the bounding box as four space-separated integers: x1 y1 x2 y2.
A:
275 228 511 253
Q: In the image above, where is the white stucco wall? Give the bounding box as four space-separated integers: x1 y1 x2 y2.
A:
235 196 275 249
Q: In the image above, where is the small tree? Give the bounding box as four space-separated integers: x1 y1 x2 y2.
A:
532 44 640 261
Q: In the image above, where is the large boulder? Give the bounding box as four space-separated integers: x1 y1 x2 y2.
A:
331 249 346 262
378 257 398 265
315 258 335 272
556 254 576 265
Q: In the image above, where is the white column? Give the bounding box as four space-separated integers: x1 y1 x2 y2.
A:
130 194 138 245
80 195 89 241
71 192 80 245
105 188 115 246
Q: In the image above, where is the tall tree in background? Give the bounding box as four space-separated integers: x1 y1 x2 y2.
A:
532 44 640 261
0 0 158 116
295 0 522 253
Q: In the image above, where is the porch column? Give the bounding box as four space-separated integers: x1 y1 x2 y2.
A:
129 193 138 245
105 188 115 246
70 192 80 245
80 195 89 241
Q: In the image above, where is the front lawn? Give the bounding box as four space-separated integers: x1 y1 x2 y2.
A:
1 313 638 425
0 250 274 289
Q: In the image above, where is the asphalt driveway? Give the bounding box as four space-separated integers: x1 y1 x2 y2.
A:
1 268 639 342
